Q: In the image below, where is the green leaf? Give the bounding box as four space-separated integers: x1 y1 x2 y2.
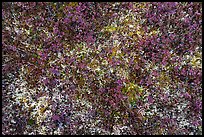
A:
130 100 137 108
28 119 35 125
32 53 38 58
138 86 144 93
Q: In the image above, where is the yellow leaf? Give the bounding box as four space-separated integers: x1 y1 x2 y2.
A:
68 2 78 7
128 32 134 37
40 106 48 114
136 30 141 35
103 26 117 32
22 97 28 103
111 46 119 57
191 57 201 68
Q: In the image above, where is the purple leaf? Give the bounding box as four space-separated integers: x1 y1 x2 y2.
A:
64 18 70 23
116 79 122 85
148 95 154 104
79 63 85 69
162 57 167 66
182 92 191 100
181 68 186 76
50 68 60 76
43 78 49 85
192 120 199 126
195 100 202 111
152 70 158 77
52 115 60 121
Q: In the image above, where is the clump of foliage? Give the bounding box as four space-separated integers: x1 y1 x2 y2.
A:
2 2 202 135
